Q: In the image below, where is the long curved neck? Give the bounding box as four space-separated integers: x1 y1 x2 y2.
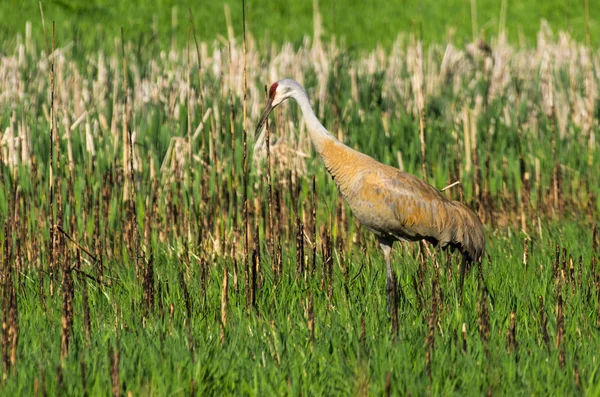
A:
288 85 364 198
291 90 336 154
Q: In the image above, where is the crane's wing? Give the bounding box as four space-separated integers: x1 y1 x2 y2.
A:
346 165 458 245
321 141 485 261
356 165 485 260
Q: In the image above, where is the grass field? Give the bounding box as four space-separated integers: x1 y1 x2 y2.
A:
0 0 598 51
1 3 600 396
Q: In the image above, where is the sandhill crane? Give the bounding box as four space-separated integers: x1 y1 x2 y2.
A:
256 78 485 303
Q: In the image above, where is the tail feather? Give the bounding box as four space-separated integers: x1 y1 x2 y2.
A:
449 202 485 263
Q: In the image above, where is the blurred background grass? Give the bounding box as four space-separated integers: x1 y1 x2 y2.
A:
0 0 597 52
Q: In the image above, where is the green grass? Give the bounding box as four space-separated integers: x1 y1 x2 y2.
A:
4 223 599 396
0 0 598 53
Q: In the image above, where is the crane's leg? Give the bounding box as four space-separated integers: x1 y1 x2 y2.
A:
459 254 467 303
378 239 394 309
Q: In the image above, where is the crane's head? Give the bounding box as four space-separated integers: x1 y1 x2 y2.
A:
255 79 298 134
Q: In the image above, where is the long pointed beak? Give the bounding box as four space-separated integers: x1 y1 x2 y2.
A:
255 97 274 135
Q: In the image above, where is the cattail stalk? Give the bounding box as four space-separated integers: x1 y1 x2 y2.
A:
81 271 91 345
296 217 304 279
556 285 565 368
275 238 282 288
308 293 314 352
327 241 334 302
80 355 87 396
553 244 561 281
252 225 259 310
56 365 63 395
425 279 436 378
538 296 550 348
462 323 467 354
505 311 518 356
412 24 427 182
2 222 18 378
596 275 600 328
185 25 195 246
593 224 598 257
60 251 74 360
547 62 561 212
49 21 56 298
178 266 193 355
522 238 529 269
311 176 317 276
109 343 120 397
220 265 228 342
241 0 250 318
477 282 490 357
385 372 392 397
391 271 399 341
188 9 204 116
584 0 595 167
120 29 130 207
